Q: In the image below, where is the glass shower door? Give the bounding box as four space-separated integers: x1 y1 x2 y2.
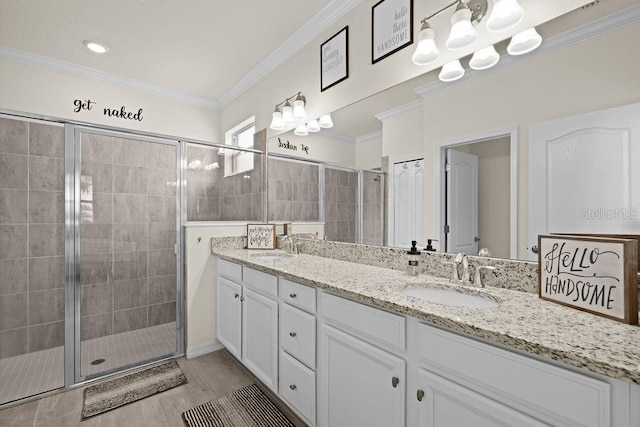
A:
75 128 180 379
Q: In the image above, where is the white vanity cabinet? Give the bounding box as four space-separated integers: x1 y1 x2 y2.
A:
216 259 279 393
318 292 407 427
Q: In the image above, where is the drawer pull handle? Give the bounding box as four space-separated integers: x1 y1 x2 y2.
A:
392 377 399 388
289 293 297 298
289 332 297 337
417 389 424 402
234 293 239 299
289 384 297 390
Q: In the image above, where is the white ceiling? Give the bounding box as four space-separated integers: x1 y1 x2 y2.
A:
0 0 337 104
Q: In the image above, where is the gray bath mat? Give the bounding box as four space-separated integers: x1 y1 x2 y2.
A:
81 360 187 419
182 384 294 427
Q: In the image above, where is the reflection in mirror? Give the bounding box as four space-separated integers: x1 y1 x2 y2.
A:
267 157 320 222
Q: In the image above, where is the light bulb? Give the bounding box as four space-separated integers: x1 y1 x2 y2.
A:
439 60 465 82
469 45 500 70
83 40 109 54
412 22 439 66
318 114 333 128
270 110 284 130
507 28 542 55
294 124 308 136
306 120 320 132
293 98 307 121
487 0 524 33
446 3 477 50
282 102 294 126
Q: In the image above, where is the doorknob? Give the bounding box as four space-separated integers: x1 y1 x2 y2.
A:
417 389 425 402
531 245 539 254
289 332 297 337
474 237 481 242
391 377 399 388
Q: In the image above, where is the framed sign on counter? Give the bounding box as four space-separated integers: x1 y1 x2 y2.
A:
247 224 276 249
321 26 349 91
372 0 413 64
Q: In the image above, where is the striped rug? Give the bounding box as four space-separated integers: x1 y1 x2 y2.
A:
81 360 187 419
182 384 294 427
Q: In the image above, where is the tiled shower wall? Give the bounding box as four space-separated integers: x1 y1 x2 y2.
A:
324 168 358 243
79 132 177 343
187 129 266 222
362 170 384 246
268 158 320 222
0 116 65 359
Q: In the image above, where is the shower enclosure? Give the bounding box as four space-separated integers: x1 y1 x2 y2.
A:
0 115 183 405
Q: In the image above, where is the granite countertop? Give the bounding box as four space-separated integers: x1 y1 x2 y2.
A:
213 248 640 385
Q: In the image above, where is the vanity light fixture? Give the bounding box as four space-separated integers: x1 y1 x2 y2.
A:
294 124 309 136
318 114 334 129
412 20 439 66
507 27 542 55
486 0 524 33
439 59 465 82
269 92 308 130
306 119 320 132
469 44 500 70
446 1 478 50
83 40 109 54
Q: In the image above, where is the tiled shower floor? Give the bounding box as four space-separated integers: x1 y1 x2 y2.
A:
0 322 176 405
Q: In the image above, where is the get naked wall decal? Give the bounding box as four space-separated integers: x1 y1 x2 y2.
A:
73 98 144 122
372 0 413 64
538 235 638 324
321 26 349 92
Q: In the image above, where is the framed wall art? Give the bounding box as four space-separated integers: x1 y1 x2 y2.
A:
372 0 413 64
321 26 349 91
247 224 276 249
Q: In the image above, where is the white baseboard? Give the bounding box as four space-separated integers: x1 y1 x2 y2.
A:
186 340 224 359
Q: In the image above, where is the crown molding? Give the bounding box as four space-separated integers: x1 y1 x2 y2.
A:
216 0 363 108
355 130 383 143
321 129 356 143
0 45 220 110
414 3 640 97
374 100 423 121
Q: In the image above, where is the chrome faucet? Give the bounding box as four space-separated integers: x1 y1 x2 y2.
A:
473 265 497 288
280 235 299 254
446 253 469 283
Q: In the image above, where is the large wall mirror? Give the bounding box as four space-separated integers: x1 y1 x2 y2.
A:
266 2 640 262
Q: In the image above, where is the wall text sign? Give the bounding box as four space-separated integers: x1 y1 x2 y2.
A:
73 99 144 122
371 0 413 64
277 138 309 155
538 235 638 324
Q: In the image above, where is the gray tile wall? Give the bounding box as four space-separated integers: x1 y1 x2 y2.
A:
324 168 358 243
0 117 65 359
79 132 177 344
362 171 384 246
267 158 320 222
187 129 266 222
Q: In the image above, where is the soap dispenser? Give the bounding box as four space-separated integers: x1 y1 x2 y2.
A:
406 241 421 276
424 239 438 252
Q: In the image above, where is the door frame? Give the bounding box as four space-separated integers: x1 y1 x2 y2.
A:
436 128 518 258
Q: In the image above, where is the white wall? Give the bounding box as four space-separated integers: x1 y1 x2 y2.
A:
355 135 382 169
0 60 221 142
420 23 640 259
268 130 356 165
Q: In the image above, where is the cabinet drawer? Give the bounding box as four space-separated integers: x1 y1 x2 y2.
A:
243 267 278 299
319 292 405 353
280 278 316 314
280 302 316 369
217 258 242 282
279 350 316 426
416 323 610 427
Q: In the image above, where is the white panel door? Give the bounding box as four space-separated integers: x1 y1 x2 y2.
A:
318 324 405 427
394 159 424 248
446 149 479 255
528 103 640 260
216 277 242 360
242 287 279 392
416 368 546 427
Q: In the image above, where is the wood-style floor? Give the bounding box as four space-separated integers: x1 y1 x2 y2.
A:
0 349 306 427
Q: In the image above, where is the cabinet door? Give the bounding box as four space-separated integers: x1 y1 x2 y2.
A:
416 368 546 427
242 287 279 392
319 324 405 427
216 277 242 359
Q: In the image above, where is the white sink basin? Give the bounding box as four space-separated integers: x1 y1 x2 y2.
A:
403 286 498 309
250 252 293 261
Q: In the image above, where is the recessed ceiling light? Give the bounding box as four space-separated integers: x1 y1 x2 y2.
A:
83 40 109 54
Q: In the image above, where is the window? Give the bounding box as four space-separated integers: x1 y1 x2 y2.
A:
224 117 255 177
